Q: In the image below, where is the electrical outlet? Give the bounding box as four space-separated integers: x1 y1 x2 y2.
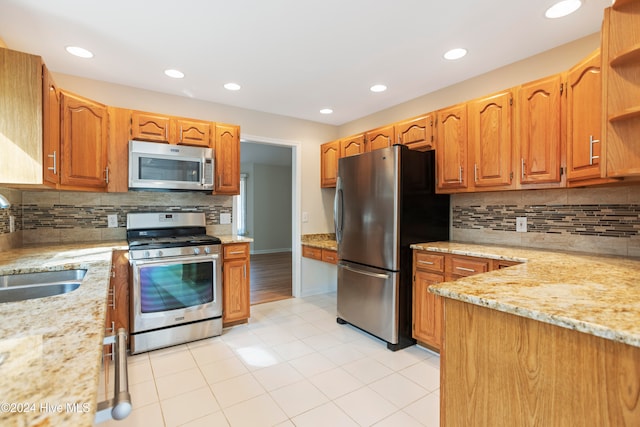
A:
516 216 527 233
107 214 118 228
302 212 309 223
9 216 15 233
220 213 231 225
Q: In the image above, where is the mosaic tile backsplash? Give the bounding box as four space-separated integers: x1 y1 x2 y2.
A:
453 204 640 237
0 188 233 246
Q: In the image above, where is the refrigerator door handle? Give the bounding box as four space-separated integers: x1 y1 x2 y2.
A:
339 262 390 280
334 177 344 243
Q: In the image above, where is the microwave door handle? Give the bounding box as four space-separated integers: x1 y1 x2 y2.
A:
201 160 205 186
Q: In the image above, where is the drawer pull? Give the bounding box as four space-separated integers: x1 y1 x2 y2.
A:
455 266 476 273
229 251 245 255
418 260 435 265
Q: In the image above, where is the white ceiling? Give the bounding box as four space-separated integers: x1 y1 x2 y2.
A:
0 0 612 126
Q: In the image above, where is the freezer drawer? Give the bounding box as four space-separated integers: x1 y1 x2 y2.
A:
337 261 399 344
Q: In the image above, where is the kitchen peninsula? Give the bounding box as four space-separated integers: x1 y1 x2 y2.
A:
414 242 640 426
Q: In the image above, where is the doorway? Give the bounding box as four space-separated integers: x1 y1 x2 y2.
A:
234 136 301 304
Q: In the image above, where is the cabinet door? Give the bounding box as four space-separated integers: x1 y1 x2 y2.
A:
107 107 132 192
517 74 563 185
396 115 434 151
366 125 395 151
214 124 240 194
60 91 109 189
436 104 468 191
469 90 514 189
340 134 365 157
223 258 250 324
131 111 171 143
175 118 211 147
320 140 339 188
413 270 443 350
43 64 60 185
110 250 130 333
567 50 605 184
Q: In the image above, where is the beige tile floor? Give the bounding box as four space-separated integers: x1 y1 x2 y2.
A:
98 293 440 427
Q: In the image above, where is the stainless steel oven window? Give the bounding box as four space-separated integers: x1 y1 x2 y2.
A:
138 261 213 313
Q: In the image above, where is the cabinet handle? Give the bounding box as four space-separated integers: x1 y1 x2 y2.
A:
589 135 600 165
474 163 478 183
47 151 57 174
418 260 435 265
521 158 526 180
105 167 110 184
180 126 183 142
458 166 463 183
455 266 476 273
397 134 401 144
243 264 247 278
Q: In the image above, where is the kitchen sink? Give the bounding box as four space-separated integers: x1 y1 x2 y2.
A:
0 269 86 303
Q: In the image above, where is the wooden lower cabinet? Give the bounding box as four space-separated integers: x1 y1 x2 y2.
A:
442 299 640 426
412 249 521 352
413 271 443 349
222 243 251 326
302 245 337 265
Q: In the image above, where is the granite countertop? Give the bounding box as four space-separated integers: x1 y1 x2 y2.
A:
411 241 640 348
218 235 254 244
0 241 127 427
301 234 337 251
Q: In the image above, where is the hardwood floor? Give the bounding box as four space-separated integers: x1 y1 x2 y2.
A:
250 251 292 305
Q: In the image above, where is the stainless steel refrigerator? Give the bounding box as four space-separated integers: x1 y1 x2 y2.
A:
334 145 449 351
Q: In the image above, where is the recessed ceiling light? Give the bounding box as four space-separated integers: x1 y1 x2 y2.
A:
370 84 387 93
164 69 185 79
65 46 94 59
545 0 582 18
320 108 333 115
224 82 241 91
444 48 468 60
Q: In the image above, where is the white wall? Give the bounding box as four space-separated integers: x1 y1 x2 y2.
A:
241 162 292 254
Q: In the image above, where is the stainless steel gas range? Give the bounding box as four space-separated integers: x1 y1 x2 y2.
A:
126 212 222 354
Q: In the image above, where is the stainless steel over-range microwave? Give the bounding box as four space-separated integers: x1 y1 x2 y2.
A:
128 140 214 191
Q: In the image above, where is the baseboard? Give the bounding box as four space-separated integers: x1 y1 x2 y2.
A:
250 248 292 255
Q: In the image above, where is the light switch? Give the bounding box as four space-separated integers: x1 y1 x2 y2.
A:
516 217 527 233
302 212 309 223
107 214 118 228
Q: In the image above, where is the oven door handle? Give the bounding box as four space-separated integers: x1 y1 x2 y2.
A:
129 253 219 266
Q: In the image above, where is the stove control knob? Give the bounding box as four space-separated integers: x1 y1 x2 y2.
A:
144 251 150 258
204 246 211 254
193 247 201 255
157 250 163 257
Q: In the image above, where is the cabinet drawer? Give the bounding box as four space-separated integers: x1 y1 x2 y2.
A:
302 245 322 260
321 249 338 264
223 243 249 260
415 251 445 272
450 256 489 277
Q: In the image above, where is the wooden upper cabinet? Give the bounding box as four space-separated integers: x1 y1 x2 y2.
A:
214 123 240 195
517 74 564 186
396 114 435 151
468 90 514 190
566 50 613 185
42 64 61 186
175 118 211 147
601 2 640 177
131 111 171 143
108 107 132 193
436 103 468 192
366 125 395 151
321 140 339 188
340 134 365 157
131 111 212 147
60 91 109 189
